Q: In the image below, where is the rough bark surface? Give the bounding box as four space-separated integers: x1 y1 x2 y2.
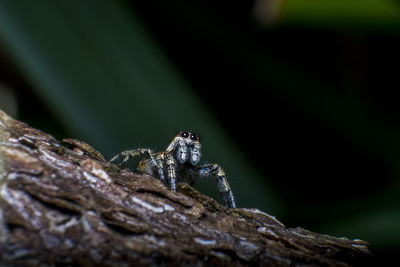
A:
0 109 372 266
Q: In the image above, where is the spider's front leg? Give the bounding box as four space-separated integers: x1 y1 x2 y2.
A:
198 163 236 208
165 153 177 191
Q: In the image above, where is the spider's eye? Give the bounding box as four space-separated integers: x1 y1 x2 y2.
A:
190 133 198 141
180 131 189 138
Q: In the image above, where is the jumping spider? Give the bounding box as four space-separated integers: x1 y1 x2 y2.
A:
110 131 236 208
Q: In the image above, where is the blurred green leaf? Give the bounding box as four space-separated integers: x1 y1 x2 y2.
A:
281 0 400 30
0 0 281 214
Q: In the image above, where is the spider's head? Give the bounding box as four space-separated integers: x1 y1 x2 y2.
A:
168 131 202 166
176 130 200 142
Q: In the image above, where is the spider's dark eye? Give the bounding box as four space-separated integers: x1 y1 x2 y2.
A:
190 133 198 141
181 131 189 138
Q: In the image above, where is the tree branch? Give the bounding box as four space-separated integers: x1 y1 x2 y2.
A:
0 109 372 266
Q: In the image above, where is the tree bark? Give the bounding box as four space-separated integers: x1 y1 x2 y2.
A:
0 109 372 266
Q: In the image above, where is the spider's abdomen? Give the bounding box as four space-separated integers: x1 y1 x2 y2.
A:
137 158 155 176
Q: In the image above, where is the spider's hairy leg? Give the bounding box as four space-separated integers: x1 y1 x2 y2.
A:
198 163 236 208
154 153 166 183
165 153 177 191
110 148 157 168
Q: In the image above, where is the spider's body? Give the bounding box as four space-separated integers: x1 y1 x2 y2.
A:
110 131 236 208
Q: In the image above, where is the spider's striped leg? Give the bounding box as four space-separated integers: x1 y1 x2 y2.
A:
110 148 157 168
154 154 166 183
165 153 177 191
198 163 236 208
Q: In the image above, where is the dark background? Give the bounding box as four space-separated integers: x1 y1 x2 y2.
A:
0 0 399 262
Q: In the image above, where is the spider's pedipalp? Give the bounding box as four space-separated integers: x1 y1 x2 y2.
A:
176 139 189 164
165 135 187 164
190 142 201 166
165 135 182 153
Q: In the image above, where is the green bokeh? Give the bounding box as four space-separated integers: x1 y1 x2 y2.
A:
0 0 399 256
0 1 280 215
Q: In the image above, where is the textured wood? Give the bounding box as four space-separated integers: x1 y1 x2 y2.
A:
0 109 372 266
